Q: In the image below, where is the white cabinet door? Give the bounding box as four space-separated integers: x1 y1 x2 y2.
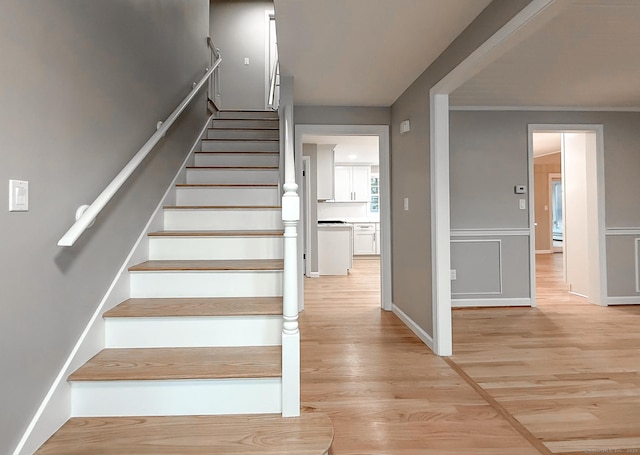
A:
316 148 334 200
351 166 370 201
375 223 380 255
353 223 376 255
334 166 352 201
334 165 370 202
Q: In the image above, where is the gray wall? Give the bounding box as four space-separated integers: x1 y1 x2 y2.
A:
389 0 533 335
210 0 274 110
0 1 210 451
449 110 640 299
295 106 390 125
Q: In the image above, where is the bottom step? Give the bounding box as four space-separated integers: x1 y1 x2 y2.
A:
36 409 334 454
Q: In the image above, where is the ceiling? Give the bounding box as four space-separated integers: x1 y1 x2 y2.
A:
450 0 640 108
274 0 492 106
275 0 640 110
303 134 379 164
533 132 561 157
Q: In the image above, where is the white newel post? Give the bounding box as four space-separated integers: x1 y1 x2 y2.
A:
281 104 300 417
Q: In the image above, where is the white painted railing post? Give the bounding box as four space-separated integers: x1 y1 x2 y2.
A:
281 105 300 417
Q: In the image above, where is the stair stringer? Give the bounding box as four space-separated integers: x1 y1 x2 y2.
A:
12 115 214 455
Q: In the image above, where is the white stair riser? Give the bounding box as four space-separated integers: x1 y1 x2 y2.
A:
149 236 283 260
105 316 282 348
206 129 279 140
210 119 278 129
194 153 279 167
71 379 281 417
130 271 283 298
186 168 279 184
218 111 278 119
201 140 279 152
164 210 283 231
176 187 279 206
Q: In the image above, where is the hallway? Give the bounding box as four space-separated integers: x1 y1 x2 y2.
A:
301 256 640 454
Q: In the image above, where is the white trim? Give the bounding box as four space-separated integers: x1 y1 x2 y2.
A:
636 238 640 293
608 296 640 305
450 105 640 112
452 298 532 308
430 93 452 356
430 0 561 357
450 228 529 237
527 124 537 309
529 124 607 306
307 272 320 278
295 124 392 312
392 304 434 350
606 228 640 236
548 173 562 253
451 239 503 296
302 156 312 277
536 250 553 254
13 115 213 455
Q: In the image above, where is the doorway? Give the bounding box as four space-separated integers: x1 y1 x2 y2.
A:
294 124 392 312
529 125 607 305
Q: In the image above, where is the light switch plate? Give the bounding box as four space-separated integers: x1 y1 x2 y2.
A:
403 197 409 211
519 198 526 210
9 179 29 212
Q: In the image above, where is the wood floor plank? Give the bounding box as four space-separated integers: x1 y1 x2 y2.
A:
128 259 284 272
104 297 283 318
68 346 281 381
36 410 333 454
451 253 640 454
301 258 541 455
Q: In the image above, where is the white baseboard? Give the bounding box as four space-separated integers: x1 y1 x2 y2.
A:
14 115 213 455
307 272 320 278
452 298 532 308
392 304 434 352
535 249 552 254
607 296 640 305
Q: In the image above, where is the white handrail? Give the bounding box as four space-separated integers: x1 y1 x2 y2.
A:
58 57 222 247
280 104 300 417
268 60 279 109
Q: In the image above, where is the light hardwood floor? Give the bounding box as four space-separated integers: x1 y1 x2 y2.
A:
302 255 640 454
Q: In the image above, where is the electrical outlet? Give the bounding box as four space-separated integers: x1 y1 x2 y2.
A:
519 199 526 210
450 269 457 280
403 197 409 211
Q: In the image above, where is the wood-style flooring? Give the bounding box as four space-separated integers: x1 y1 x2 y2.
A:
302 255 640 454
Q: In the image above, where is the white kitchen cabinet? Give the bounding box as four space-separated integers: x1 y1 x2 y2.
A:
316 146 334 200
334 165 370 202
353 223 376 255
375 223 381 255
318 224 353 275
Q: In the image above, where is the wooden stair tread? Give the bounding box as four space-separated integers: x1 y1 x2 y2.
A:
163 205 281 210
36 410 333 454
195 150 280 155
186 165 278 169
69 346 281 381
175 183 278 188
104 297 283 318
202 138 279 142
129 259 284 272
208 127 279 131
148 230 284 237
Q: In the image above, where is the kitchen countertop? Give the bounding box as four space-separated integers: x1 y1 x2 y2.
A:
319 217 379 224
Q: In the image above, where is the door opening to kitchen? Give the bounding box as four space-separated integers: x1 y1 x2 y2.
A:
297 125 391 312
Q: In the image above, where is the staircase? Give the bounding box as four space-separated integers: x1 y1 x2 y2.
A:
36 111 333 454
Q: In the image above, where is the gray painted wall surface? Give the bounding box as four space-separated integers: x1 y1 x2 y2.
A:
389 0 533 335
295 106 390 125
210 0 274 110
449 110 640 298
0 1 209 451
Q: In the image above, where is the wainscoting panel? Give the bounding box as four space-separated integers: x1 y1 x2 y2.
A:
451 239 502 296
